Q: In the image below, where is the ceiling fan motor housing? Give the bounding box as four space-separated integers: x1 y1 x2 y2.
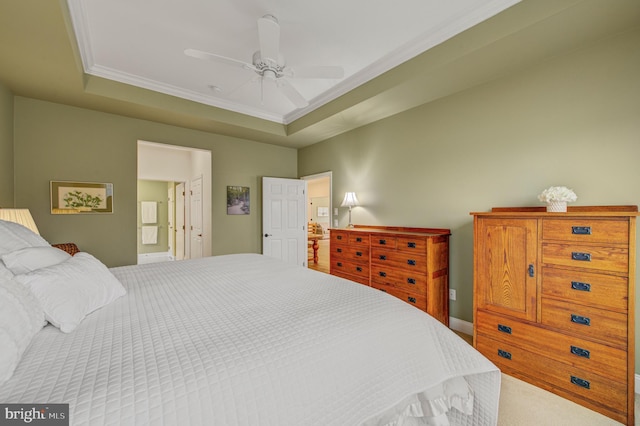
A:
252 51 286 78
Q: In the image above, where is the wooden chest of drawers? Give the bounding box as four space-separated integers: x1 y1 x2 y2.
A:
330 225 450 325
472 206 638 424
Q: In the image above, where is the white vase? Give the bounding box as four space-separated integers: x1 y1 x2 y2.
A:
546 201 567 212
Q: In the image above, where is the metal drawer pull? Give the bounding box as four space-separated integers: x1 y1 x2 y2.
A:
407 278 416 285
407 297 417 303
571 252 591 262
337 262 343 267
407 259 416 266
356 237 362 242
356 266 363 272
571 314 591 326
572 226 592 235
379 239 387 245
407 242 416 248
528 264 534 277
571 376 590 389
379 255 387 260
337 248 342 253
498 324 512 334
498 349 512 360
379 272 387 277
571 281 591 292
570 346 591 359
356 251 363 256
337 235 342 240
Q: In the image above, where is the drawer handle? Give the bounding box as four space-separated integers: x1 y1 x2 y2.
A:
570 376 590 390
379 271 387 277
337 235 342 240
572 226 592 235
337 262 343 267
498 349 512 360
379 255 387 260
570 345 591 359
356 237 362 242
407 296 417 304
356 266 363 272
407 242 416 248
337 248 342 253
356 251 363 257
528 264 535 278
498 324 512 334
571 252 591 262
379 239 387 245
407 278 416 285
571 314 591 326
407 259 416 266
571 281 591 292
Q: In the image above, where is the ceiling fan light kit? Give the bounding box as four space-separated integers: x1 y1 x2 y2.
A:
185 14 344 110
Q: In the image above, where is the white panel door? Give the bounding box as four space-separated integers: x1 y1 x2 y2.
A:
175 182 186 261
167 186 175 257
190 176 203 259
262 177 307 266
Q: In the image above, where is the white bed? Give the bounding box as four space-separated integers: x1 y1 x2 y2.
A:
0 221 500 426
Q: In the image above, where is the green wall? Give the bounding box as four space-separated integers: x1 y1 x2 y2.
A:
299 28 640 334
13 97 297 267
0 82 14 207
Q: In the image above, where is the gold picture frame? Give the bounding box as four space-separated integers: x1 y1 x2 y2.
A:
50 181 114 214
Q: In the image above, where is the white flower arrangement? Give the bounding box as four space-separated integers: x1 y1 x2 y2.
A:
537 186 578 203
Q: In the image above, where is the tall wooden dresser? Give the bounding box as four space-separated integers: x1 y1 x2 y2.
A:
471 206 637 424
329 225 450 325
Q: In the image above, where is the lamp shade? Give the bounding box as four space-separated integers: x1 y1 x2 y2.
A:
341 192 359 208
0 209 40 235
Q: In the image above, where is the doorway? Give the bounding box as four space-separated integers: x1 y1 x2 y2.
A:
137 141 212 263
301 172 332 273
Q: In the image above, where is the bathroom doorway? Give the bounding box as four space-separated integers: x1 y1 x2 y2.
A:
137 141 212 264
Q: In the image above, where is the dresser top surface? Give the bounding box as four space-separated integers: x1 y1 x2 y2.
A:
471 205 639 217
330 226 450 237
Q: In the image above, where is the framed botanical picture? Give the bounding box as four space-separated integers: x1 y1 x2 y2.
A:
50 181 114 214
227 186 250 215
317 206 329 217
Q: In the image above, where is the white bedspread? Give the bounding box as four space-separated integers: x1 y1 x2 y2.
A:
0 254 500 425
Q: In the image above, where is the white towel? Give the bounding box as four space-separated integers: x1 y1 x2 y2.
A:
141 201 157 224
141 226 158 245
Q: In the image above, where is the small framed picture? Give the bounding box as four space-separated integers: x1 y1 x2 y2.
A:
227 186 250 215
317 206 329 217
50 181 113 214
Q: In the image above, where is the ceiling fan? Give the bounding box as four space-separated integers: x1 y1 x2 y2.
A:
185 14 344 109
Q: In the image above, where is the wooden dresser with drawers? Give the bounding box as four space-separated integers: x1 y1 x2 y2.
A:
471 206 638 424
329 225 450 325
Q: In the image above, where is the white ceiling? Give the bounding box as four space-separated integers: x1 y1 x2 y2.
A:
67 0 520 124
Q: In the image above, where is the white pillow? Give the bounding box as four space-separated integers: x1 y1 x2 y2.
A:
14 253 126 333
0 220 49 256
2 246 71 275
0 278 45 385
0 262 13 281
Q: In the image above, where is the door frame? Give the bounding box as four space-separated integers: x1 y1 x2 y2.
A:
301 171 333 230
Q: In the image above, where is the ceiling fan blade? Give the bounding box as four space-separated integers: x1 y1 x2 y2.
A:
184 48 256 71
288 66 344 79
257 15 280 63
277 79 308 109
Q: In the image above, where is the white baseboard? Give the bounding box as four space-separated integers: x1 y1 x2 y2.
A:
449 317 473 336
